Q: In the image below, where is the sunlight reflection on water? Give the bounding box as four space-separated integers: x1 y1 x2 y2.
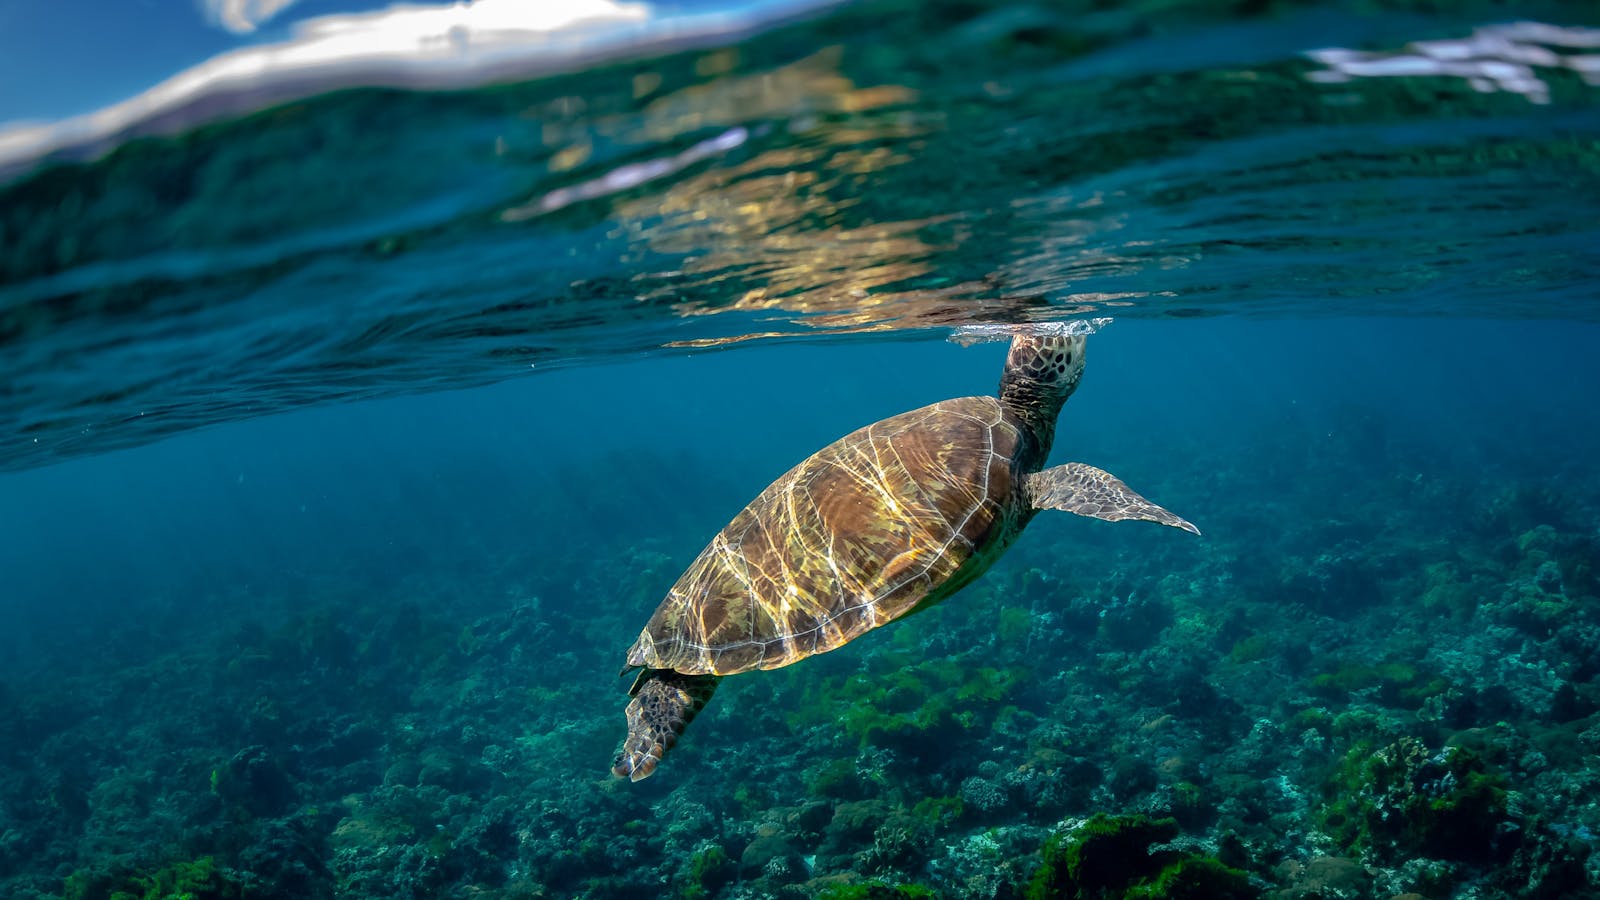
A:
1306 22 1600 105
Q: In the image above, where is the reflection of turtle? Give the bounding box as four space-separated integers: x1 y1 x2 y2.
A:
612 333 1197 781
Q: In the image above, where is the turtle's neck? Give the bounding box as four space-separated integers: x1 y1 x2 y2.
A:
999 377 1066 471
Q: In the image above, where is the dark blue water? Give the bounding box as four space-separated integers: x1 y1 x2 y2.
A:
2 2 1600 898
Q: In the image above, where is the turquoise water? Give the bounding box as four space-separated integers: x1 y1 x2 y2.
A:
2 2 1600 898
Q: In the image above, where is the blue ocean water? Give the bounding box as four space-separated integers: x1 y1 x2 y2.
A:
2 2 1599 898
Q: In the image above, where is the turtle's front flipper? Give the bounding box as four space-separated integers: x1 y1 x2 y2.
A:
611 669 721 782
1026 463 1199 535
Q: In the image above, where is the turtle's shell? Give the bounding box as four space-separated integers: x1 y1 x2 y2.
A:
625 395 1033 676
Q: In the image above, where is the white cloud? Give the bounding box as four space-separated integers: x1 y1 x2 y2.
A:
202 0 304 34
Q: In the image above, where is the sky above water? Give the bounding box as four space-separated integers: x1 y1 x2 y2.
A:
0 0 381 122
0 0 790 124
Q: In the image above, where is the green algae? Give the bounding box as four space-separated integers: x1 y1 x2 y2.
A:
805 757 868 800
1023 813 1256 900
788 655 1028 753
997 607 1033 645
1308 660 1449 708
1226 634 1273 665
1124 856 1256 899
678 844 734 899
910 796 965 830
1170 781 1208 828
816 880 938 899
1317 736 1510 864
1288 707 1333 738
63 857 244 900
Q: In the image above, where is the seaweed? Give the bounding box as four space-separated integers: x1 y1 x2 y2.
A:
1023 814 1256 900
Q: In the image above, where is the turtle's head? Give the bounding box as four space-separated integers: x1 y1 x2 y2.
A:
1000 334 1086 404
998 334 1085 456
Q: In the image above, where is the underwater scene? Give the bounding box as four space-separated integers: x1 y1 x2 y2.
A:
2 0 1599 898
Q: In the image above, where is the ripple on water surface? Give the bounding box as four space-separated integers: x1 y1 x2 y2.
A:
0 1 1597 472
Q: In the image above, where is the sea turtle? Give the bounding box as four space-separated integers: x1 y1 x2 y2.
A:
612 332 1196 781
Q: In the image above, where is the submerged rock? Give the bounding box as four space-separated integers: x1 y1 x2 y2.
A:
1270 856 1371 900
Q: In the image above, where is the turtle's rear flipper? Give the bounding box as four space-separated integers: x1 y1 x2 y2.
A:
1026 463 1199 535
611 669 721 781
